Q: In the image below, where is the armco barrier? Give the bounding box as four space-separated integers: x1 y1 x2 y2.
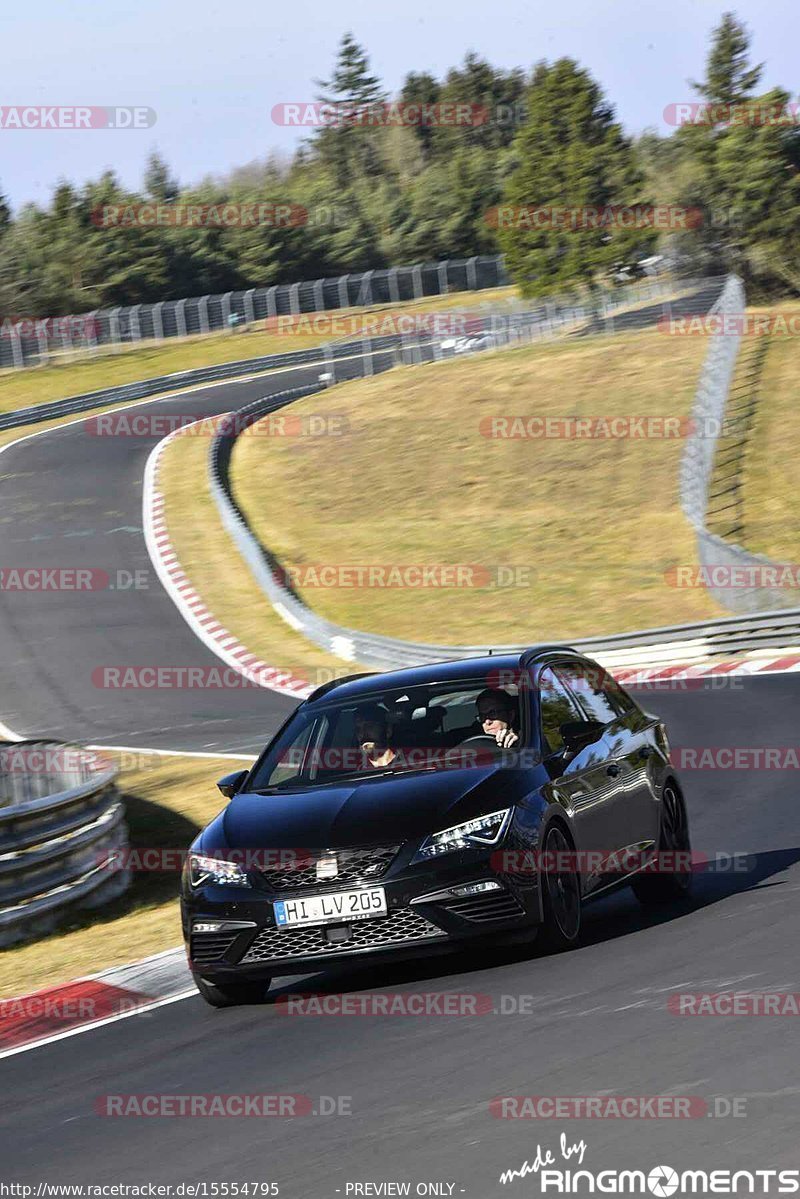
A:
679 275 796 614
209 278 781 672
0 275 709 435
0 339 392 433
0 742 128 948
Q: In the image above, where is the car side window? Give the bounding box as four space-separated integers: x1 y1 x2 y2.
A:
555 661 621 726
538 667 584 754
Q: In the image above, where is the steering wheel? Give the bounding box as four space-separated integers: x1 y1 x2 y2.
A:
445 734 503 766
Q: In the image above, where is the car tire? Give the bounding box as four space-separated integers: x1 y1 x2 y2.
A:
193 974 271 1008
632 781 692 906
539 824 582 951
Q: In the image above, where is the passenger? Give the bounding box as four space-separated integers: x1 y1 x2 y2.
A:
475 688 520 749
354 704 398 769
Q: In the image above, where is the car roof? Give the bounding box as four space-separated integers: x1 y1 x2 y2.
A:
305 646 581 706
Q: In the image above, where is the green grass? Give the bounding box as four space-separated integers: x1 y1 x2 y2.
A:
156 325 734 671
231 328 726 643
736 306 800 561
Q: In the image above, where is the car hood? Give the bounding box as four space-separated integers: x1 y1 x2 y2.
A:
214 764 508 851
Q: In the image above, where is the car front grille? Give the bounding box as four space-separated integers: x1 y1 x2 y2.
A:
240 909 445 963
190 932 241 965
260 845 400 893
443 890 526 923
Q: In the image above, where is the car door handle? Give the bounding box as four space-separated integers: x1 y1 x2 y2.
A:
606 763 621 777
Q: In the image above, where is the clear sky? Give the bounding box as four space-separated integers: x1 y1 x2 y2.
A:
1 0 795 210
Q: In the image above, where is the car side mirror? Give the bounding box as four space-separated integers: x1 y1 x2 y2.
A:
217 769 248 799
559 720 605 755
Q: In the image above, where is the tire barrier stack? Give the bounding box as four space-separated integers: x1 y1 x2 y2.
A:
0 741 128 948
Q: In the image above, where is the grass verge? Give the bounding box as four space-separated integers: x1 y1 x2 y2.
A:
229 328 726 644
737 312 800 561
0 750 251 999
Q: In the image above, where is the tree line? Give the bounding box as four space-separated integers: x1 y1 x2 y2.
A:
0 12 797 318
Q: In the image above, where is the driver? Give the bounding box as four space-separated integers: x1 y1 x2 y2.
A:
475 688 520 749
353 704 398 769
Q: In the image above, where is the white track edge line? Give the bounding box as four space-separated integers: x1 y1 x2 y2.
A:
0 989 197 1061
142 421 309 698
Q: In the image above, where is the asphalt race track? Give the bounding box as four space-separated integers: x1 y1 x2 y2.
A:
2 325 799 1190
0 354 386 753
1 676 799 1191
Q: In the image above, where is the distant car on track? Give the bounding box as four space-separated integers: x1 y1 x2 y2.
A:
439 332 498 355
181 647 692 1006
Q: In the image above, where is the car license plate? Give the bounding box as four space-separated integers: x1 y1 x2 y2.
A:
273 887 387 928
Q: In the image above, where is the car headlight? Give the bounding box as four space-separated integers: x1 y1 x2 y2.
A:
414 809 512 861
188 852 252 889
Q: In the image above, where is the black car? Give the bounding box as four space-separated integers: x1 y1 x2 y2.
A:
181 647 691 1007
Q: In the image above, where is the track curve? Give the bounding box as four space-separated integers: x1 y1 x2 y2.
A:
0 357 374 753
1 337 799 1189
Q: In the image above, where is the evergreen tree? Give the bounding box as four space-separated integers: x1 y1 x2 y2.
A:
0 185 10 238
399 71 441 159
499 59 652 295
690 11 762 103
677 13 800 290
144 151 180 203
314 33 387 185
433 54 526 155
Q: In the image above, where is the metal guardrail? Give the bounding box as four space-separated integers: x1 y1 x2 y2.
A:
0 338 402 433
0 742 128 947
208 276 787 674
680 276 746 528
0 275 707 435
0 255 509 371
679 275 796 614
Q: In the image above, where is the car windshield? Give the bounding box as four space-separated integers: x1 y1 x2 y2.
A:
246 678 523 791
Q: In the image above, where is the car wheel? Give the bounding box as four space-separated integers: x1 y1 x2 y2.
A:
632 781 692 906
193 974 271 1008
539 824 581 951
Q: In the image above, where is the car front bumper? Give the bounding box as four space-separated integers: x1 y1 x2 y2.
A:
181 847 542 980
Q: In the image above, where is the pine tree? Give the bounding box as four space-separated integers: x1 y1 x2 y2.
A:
399 72 441 159
690 12 762 103
678 13 800 290
314 33 387 185
144 151 179 203
0 185 10 238
499 59 652 295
